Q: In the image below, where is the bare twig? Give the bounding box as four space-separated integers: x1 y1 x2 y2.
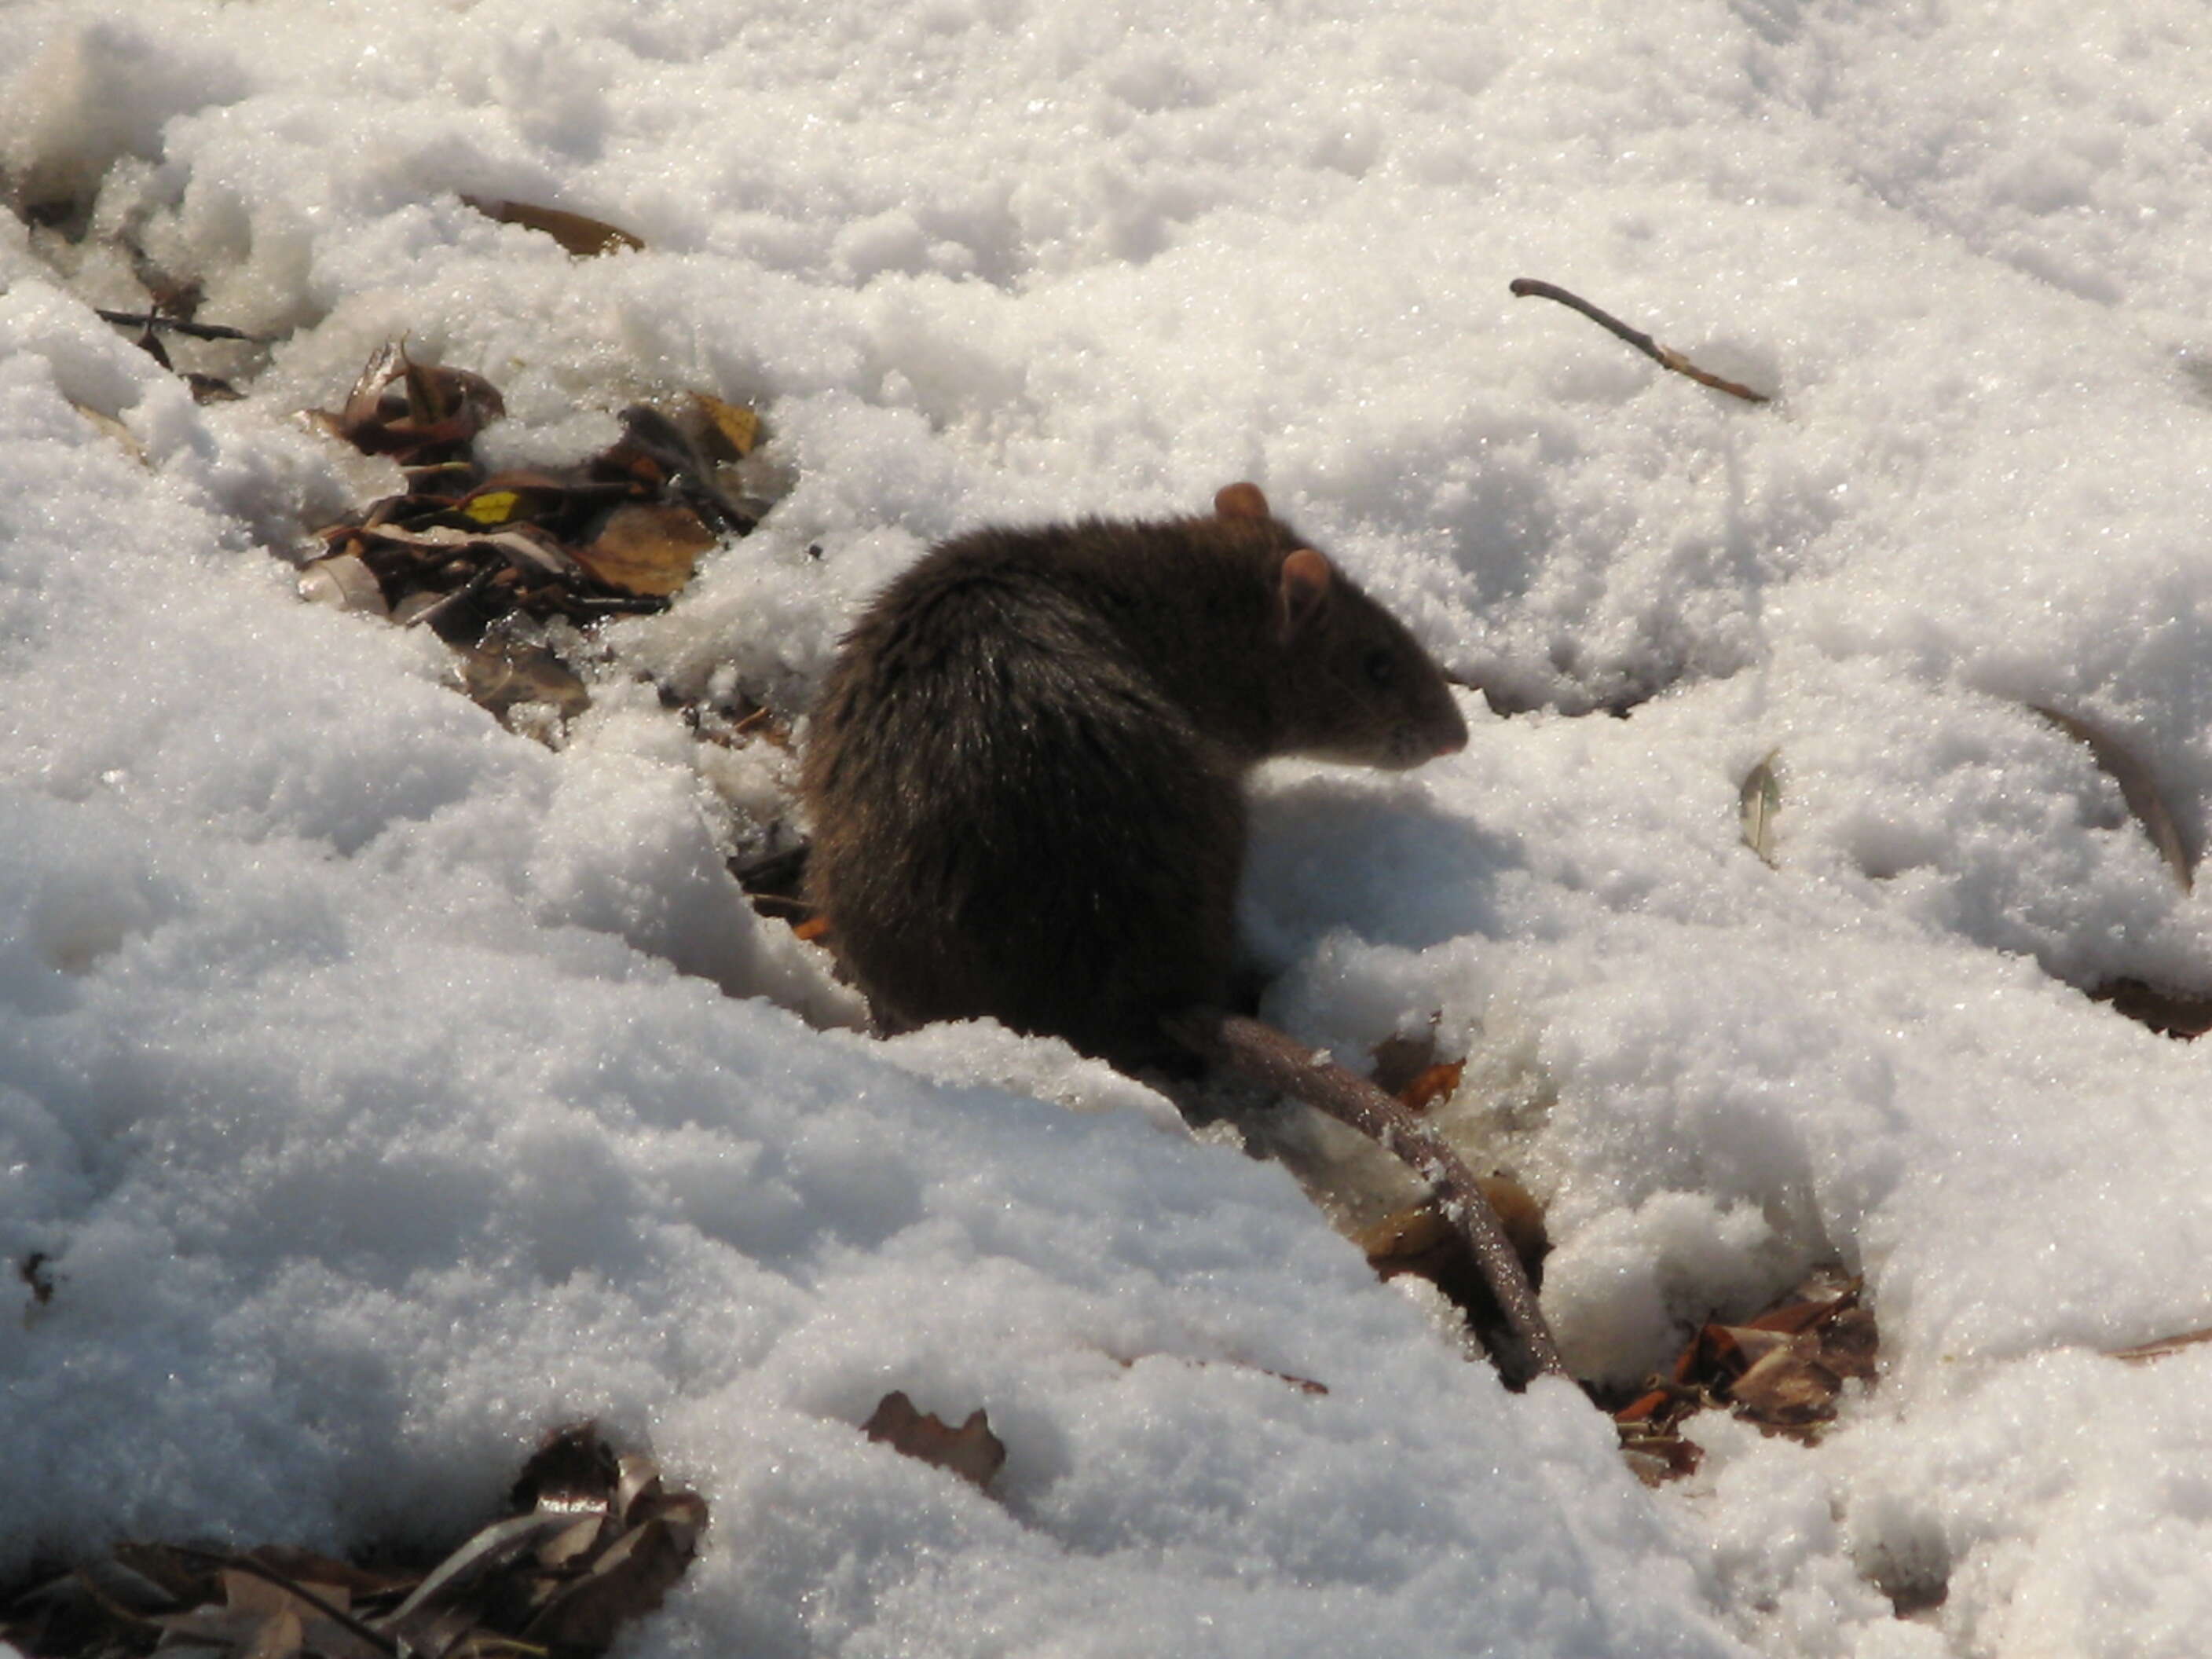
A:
401 559 500 630
2110 1325 2212 1364
1509 278 1770 405
1172 1012 1569 1381
96 309 262 343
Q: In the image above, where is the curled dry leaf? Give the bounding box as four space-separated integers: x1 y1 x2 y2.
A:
2032 705 2193 892
298 555 390 617
1738 749 1782 867
313 343 506 466
460 196 645 257
1715 1332 1841 1426
862 1390 1007 1491
517 1504 702 1653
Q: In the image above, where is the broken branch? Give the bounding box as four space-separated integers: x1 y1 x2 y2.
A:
1173 1012 1568 1381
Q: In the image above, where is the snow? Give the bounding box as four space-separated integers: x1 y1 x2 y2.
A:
5 0 2212 1654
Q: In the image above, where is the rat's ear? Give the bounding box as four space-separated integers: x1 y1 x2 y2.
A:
1215 482 1270 521
1277 548 1333 638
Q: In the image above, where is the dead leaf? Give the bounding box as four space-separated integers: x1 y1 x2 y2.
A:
315 343 505 464
460 196 644 257
1368 1026 1439 1096
687 393 761 460
2033 705 2193 892
1614 1271 1877 1479
1725 1339 1842 1425
1396 1060 1464 1114
861 1390 1006 1490
517 1514 695 1652
298 555 390 617
1739 749 1781 867
573 503 716 597
4 1431 707 1659
379 1512 580 1659
456 642 591 727
2089 978 2212 1039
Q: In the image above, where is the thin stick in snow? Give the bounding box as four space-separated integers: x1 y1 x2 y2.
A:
1510 279 1771 405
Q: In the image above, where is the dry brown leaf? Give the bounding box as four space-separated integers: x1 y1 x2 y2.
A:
2091 978 2212 1039
1368 1027 1439 1096
687 393 761 460
1617 1272 1877 1478
573 503 716 596
380 1511 579 1659
861 1390 1006 1490
2034 705 2193 892
1396 1060 1464 1114
1726 1340 1843 1425
460 196 644 257
517 1515 695 1653
315 344 505 463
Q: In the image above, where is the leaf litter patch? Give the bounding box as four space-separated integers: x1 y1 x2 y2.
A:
293 343 788 747
0 1423 704 1659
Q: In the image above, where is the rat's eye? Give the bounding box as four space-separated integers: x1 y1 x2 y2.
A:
1362 647 1397 689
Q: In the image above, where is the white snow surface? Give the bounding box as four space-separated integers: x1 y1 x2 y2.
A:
5 1 2212 1654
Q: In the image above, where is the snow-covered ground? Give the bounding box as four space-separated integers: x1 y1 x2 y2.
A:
5 2 2212 1654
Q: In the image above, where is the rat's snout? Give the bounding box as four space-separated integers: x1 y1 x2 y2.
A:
1430 701 1470 757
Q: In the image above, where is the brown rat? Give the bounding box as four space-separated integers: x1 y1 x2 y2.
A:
800 483 1561 1378
801 481 1468 1070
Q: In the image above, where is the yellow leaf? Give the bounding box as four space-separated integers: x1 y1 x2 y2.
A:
690 393 761 459
463 489 523 526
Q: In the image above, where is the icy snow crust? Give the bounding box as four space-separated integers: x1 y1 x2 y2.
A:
4 0 2212 1654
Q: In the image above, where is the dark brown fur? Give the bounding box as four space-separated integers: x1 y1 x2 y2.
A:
801 484 1467 1071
